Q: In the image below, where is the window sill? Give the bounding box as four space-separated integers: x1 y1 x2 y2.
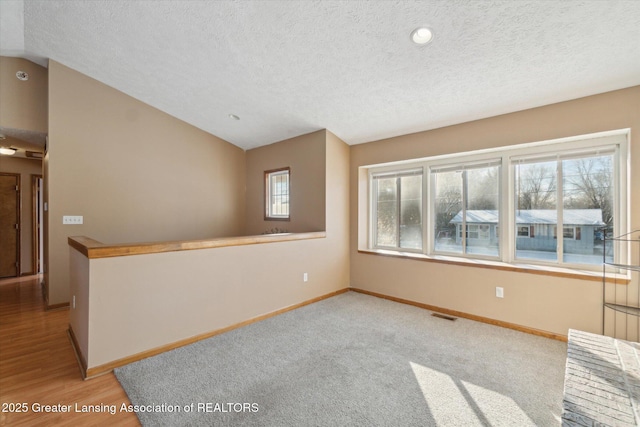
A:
357 249 629 284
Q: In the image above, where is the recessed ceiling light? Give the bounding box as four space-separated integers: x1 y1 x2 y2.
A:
228 114 240 120
411 27 433 45
16 71 29 81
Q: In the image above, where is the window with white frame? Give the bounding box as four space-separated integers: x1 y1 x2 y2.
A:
265 167 290 220
478 225 490 240
458 225 490 240
365 131 627 271
513 148 614 265
562 227 580 240
517 226 531 237
432 161 501 257
372 169 423 250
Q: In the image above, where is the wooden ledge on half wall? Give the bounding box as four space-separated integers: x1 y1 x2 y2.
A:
68 231 326 259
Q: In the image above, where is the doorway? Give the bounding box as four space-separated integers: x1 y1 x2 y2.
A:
0 172 20 278
32 175 43 274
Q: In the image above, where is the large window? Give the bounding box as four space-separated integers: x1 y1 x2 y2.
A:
372 169 423 250
265 168 290 220
366 131 627 271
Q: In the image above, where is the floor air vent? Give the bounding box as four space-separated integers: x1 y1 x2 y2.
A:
432 313 457 321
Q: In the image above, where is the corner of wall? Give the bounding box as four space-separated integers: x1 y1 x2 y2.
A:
244 130 327 235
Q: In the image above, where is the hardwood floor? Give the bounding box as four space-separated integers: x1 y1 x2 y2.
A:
0 276 139 426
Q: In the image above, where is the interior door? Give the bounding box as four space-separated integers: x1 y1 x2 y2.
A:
0 173 20 278
32 175 43 274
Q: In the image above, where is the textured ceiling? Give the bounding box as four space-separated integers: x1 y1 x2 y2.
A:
2 1 640 150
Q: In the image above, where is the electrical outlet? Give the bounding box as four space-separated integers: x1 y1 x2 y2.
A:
303 273 308 282
63 215 83 225
496 287 504 298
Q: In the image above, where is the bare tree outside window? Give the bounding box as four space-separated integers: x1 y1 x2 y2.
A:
514 161 558 261
434 170 462 253
563 156 613 228
514 154 613 264
563 154 613 262
367 133 625 270
516 162 556 210
374 171 423 250
375 177 398 247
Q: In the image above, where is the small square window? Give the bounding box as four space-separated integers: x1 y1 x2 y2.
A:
517 226 530 237
265 168 290 220
563 227 575 239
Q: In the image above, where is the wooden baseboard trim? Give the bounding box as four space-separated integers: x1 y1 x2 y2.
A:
350 288 568 342
68 326 88 380
82 288 349 379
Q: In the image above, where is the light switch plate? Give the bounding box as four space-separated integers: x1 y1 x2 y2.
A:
63 215 83 225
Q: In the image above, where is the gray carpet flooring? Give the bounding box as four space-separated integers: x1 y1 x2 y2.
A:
115 291 567 426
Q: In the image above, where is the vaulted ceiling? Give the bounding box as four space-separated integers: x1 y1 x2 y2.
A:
2 0 639 150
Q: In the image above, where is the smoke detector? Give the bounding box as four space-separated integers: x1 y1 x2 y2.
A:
16 71 29 81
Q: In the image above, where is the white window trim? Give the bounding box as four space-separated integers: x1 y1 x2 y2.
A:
370 167 424 253
363 129 630 274
265 168 290 220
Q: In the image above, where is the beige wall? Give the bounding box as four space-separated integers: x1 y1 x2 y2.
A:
0 57 48 132
350 86 640 338
47 60 246 305
74 237 342 367
245 130 326 235
70 130 350 369
325 130 351 291
69 247 90 362
0 156 42 275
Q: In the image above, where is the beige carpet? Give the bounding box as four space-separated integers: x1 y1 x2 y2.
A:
115 291 567 426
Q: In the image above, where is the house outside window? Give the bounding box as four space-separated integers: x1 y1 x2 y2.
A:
265 168 290 220
433 162 501 257
457 224 491 240
517 225 530 237
514 149 613 264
